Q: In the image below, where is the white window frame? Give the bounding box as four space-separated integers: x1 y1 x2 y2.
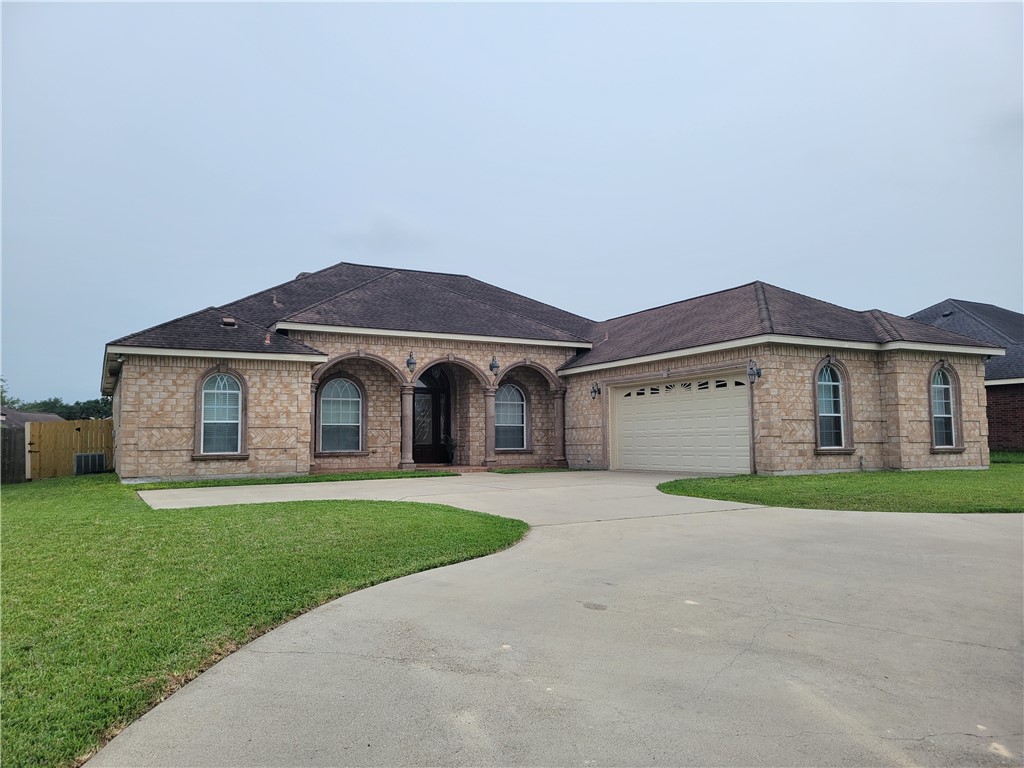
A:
319 377 363 453
495 383 526 450
931 369 956 448
816 364 845 449
201 373 242 454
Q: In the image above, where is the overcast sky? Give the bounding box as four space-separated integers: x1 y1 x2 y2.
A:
3 2 1021 403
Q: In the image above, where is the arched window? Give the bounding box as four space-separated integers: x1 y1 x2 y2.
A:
495 383 526 450
931 367 956 448
320 378 362 452
201 373 242 454
816 364 845 449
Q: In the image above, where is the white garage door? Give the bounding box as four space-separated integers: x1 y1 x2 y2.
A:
613 376 751 474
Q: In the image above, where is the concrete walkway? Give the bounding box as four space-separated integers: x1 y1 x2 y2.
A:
92 472 1023 767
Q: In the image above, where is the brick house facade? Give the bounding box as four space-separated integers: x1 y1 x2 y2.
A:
103 263 1003 481
910 299 1023 452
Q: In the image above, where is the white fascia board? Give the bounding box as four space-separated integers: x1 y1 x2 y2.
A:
105 345 329 363
274 321 592 350
986 378 1024 386
558 334 1003 377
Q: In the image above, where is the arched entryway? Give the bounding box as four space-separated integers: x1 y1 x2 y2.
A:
413 366 453 464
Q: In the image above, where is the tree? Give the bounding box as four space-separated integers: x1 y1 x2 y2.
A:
0 380 112 419
0 377 23 408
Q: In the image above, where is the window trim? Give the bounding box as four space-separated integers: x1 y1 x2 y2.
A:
929 362 965 453
193 365 249 460
495 381 531 453
315 372 369 456
813 357 855 454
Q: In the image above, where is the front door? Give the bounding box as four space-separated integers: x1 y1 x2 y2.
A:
413 367 452 464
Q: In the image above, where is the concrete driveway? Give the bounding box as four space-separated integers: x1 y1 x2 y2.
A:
93 472 1022 767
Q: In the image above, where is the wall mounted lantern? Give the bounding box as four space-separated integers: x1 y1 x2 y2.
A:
406 352 417 374
590 382 601 400
489 356 500 377
747 361 762 385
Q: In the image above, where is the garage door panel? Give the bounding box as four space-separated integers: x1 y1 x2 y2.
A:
613 377 750 474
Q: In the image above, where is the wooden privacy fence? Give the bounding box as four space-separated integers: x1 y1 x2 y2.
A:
26 419 113 480
1 427 27 483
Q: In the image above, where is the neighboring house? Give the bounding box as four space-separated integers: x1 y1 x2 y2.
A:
101 262 1002 481
0 408 65 429
909 299 1024 452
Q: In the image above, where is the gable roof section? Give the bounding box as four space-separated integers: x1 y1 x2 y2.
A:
280 269 592 343
1 409 65 429
910 299 1024 381
560 282 998 371
108 307 326 357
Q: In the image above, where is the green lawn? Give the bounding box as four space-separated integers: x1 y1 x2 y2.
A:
659 463 1024 513
132 468 458 490
1 474 527 768
991 450 1024 464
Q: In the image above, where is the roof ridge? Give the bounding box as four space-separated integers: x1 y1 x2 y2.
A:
947 299 1017 345
754 281 774 334
410 272 594 342
865 309 904 342
109 305 220 345
279 270 401 323
596 281 762 324
217 261 388 325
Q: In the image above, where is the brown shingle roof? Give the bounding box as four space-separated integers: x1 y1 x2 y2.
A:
283 270 592 343
559 281 995 370
109 307 326 356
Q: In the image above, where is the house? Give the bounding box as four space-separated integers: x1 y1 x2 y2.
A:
909 299 1023 452
0 408 64 429
101 262 1003 481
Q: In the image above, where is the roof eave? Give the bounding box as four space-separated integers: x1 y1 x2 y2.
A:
557 334 1003 376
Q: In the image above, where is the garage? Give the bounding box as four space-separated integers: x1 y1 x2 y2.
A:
612 376 751 474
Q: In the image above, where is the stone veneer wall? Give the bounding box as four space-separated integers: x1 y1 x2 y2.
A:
259 331 572 471
562 343 990 474
311 356 402 472
114 354 317 481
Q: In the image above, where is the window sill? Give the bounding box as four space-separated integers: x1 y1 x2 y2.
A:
814 447 856 456
496 448 533 454
315 451 370 458
192 453 249 462
931 446 966 454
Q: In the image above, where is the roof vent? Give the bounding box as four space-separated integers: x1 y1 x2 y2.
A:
941 311 953 318
221 317 237 328
296 272 312 279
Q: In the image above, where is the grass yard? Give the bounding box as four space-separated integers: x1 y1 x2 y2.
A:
659 463 1024 513
1 474 527 768
132 468 458 490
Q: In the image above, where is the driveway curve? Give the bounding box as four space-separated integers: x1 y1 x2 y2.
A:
92 472 1023 767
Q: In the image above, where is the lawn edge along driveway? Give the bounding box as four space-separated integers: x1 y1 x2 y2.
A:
1 474 527 768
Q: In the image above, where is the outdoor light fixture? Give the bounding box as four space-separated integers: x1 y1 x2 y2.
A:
747 361 762 384
489 356 500 376
590 382 601 399
406 352 417 374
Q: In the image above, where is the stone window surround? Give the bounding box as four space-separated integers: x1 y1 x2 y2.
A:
812 356 855 455
929 361 965 454
314 370 371 457
192 364 249 461
495 379 532 454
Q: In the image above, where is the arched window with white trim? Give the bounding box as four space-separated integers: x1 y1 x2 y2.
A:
495 383 526 450
201 373 242 454
931 367 956 448
320 378 362 452
816 364 845 449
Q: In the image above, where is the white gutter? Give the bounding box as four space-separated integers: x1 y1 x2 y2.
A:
558 334 1004 376
273 321 592 350
986 378 1024 386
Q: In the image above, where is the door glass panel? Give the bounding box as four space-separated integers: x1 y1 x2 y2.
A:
414 393 433 446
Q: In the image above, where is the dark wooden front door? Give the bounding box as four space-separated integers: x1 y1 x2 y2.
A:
413 367 451 464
